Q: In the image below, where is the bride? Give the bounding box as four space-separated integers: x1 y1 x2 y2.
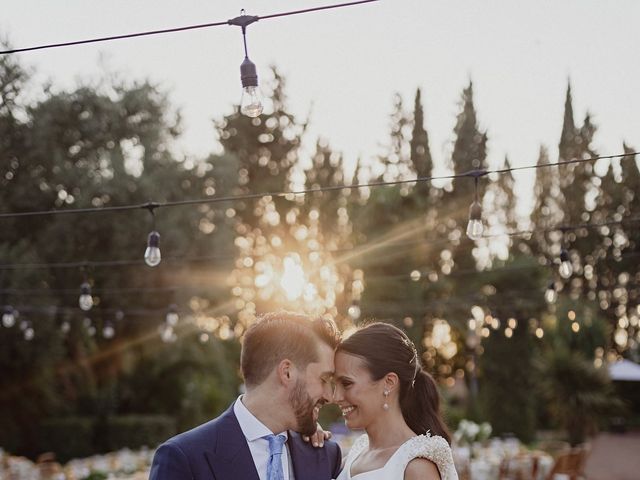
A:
333 323 458 480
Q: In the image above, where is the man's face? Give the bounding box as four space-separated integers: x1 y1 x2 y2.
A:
288 342 335 435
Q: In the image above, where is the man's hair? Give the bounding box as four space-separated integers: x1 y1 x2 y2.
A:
240 311 341 388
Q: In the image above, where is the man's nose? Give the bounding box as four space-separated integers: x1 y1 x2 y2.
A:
321 382 333 402
332 384 343 403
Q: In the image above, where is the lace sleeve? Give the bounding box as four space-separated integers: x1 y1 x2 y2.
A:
395 434 459 480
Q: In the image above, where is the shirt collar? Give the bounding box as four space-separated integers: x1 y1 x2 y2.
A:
233 395 289 442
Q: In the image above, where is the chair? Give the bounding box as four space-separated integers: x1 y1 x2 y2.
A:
545 445 588 480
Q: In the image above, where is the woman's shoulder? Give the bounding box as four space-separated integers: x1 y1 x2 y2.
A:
348 433 369 457
393 434 458 480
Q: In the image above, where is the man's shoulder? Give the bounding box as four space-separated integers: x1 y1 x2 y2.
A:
288 431 341 455
288 432 342 478
164 405 235 452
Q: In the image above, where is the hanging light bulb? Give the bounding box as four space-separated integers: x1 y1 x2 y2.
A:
240 59 263 117
466 174 485 240
60 321 71 334
545 281 558 304
144 230 161 267
348 301 361 321
79 282 93 311
102 321 115 339
24 323 34 341
160 324 176 343
229 12 263 117
466 200 483 240
2 306 16 328
142 204 162 267
165 304 179 327
559 249 573 279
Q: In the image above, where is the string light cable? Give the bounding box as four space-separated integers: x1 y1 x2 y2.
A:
1 304 178 318
365 249 640 283
0 252 238 270
0 151 637 314
0 285 182 296
0 213 638 274
481 215 640 240
0 216 640 276
0 151 636 220
0 1 379 55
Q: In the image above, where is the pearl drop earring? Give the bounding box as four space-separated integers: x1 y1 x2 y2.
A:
383 389 389 411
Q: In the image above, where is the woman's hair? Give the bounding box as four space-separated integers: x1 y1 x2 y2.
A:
337 322 451 443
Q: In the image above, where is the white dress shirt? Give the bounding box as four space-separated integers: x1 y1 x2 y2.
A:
233 395 296 480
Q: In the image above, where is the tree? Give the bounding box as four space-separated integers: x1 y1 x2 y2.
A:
540 348 622 445
0 51 241 456
531 145 563 255
446 81 488 276
480 156 517 266
375 93 413 182
410 88 433 197
216 67 306 228
451 81 487 198
557 82 598 224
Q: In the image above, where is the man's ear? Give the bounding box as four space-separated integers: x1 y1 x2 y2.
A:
277 359 296 386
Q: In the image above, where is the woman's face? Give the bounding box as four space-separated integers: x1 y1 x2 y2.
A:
333 351 385 430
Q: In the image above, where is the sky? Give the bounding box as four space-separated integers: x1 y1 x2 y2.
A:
2 0 639 216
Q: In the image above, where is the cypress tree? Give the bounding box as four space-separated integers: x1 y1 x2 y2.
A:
451 81 487 199
410 88 433 195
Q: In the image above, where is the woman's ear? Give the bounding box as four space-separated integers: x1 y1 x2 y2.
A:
384 372 399 393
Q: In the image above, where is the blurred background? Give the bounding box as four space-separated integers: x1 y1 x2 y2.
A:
1 1 640 479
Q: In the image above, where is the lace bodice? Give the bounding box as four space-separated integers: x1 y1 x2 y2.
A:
336 433 458 480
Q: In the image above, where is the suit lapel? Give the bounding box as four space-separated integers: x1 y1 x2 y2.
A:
204 405 260 480
288 431 331 480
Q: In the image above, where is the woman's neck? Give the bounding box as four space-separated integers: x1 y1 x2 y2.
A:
365 407 416 450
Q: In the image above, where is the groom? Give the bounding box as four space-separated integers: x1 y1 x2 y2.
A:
149 311 342 480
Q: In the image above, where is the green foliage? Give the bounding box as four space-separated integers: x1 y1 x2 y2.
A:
82 473 109 480
450 82 487 195
216 67 305 227
1 40 639 459
117 335 240 432
545 299 609 358
538 348 624 445
474 255 545 443
40 417 95 461
104 415 176 451
479 323 537 442
0 51 241 457
36 414 175 462
409 88 433 182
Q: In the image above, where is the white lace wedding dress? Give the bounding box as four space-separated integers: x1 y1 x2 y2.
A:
336 433 459 480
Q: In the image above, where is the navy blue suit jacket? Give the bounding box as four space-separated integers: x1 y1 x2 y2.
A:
149 404 342 480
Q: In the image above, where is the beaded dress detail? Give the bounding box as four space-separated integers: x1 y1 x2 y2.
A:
336 433 458 480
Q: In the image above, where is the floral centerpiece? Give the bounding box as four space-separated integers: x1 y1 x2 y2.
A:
453 419 492 446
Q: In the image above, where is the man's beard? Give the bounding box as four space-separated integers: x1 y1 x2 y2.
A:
289 379 318 436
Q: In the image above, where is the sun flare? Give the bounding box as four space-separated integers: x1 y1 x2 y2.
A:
280 254 307 301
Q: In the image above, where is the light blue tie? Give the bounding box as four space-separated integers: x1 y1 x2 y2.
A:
266 434 287 480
